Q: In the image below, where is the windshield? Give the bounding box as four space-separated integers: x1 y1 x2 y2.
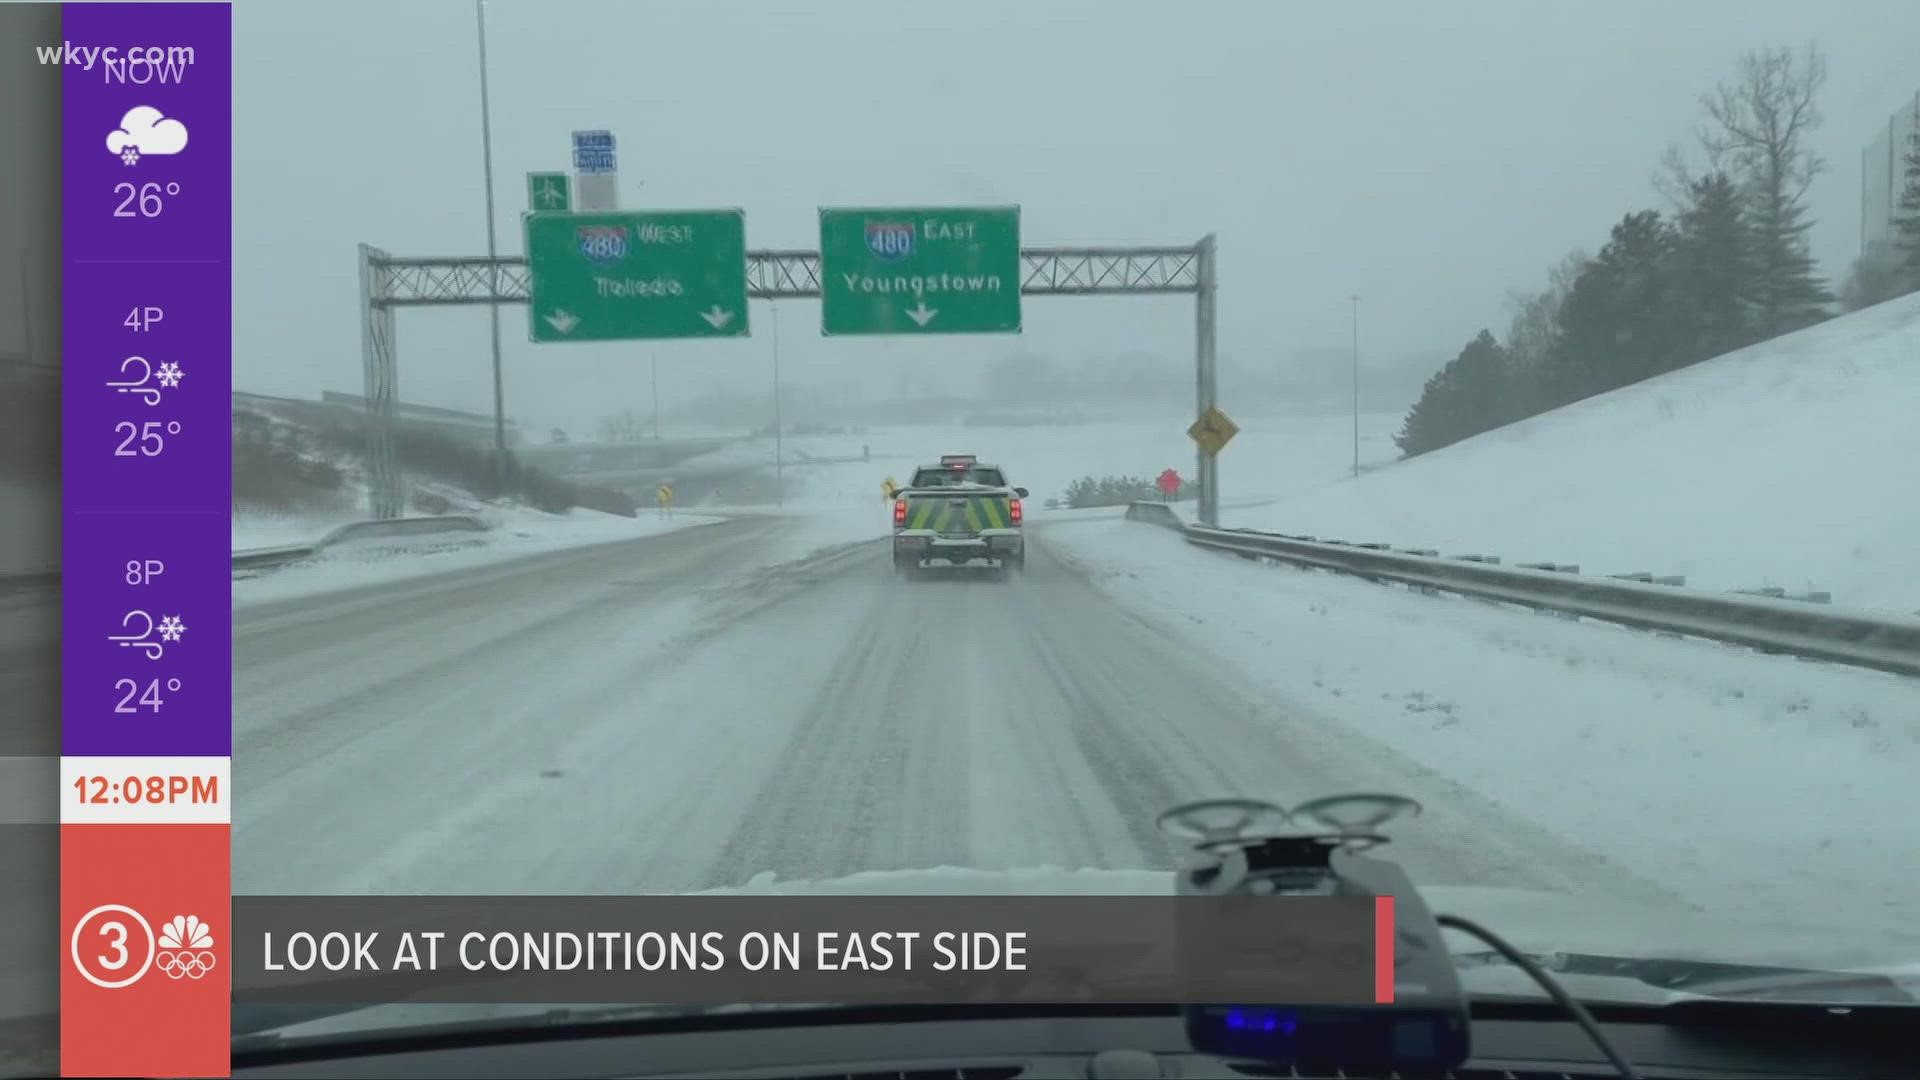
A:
6 1 1918 1066
911 466 1008 488
218 0 1920 1036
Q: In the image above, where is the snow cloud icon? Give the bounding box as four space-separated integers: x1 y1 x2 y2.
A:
106 106 188 165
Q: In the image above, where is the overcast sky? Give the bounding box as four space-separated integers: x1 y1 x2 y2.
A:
233 0 1920 435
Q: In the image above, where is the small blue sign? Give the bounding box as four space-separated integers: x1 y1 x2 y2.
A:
576 224 629 266
572 130 618 174
866 220 914 263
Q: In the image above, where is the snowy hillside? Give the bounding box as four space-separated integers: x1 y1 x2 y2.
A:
229 404 709 580
1229 293 1920 615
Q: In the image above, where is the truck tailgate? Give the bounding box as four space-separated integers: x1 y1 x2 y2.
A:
900 490 1013 534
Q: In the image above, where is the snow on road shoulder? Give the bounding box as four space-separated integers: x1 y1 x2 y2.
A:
666 504 891 563
232 507 724 609
1041 518 1920 935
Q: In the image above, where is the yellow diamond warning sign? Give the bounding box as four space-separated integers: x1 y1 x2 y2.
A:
1187 406 1240 457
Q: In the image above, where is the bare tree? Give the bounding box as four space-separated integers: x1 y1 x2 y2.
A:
1496 250 1589 420
1653 143 1702 212
1504 250 1588 368
1839 241 1914 311
1700 44 1826 188
1697 44 1831 334
595 409 640 443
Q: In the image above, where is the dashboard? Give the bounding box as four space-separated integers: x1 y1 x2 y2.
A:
228 1004 1920 1079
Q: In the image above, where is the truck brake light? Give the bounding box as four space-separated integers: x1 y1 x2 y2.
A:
893 498 907 526
1010 498 1022 524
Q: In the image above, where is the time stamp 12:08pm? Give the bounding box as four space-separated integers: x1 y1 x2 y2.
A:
72 773 221 807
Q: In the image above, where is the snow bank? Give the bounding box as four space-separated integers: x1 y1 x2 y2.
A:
1229 294 1920 614
1043 520 1920 936
232 508 724 609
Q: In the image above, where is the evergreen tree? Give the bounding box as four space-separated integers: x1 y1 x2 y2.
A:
1743 180 1832 333
1395 367 1455 458
1547 211 1683 403
1395 330 1509 457
1671 171 1756 361
1698 45 1832 335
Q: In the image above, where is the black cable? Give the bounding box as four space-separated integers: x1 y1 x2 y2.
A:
1436 913 1641 1080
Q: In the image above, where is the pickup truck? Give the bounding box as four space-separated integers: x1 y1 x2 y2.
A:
891 455 1027 578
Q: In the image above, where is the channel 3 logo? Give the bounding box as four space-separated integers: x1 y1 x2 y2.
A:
70 905 218 989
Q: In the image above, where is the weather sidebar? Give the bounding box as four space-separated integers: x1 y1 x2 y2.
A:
58 4 232 1078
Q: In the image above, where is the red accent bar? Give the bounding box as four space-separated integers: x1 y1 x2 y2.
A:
1374 895 1395 1003
62 823 230 1077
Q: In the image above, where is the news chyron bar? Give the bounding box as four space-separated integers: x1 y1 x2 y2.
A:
45 3 232 1078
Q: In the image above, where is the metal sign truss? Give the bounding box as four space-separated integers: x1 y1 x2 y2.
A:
358 238 1221 522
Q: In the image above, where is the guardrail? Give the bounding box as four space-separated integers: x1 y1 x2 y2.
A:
231 545 318 571
232 516 489 574
0 570 59 598
1125 502 1920 679
312 516 487 547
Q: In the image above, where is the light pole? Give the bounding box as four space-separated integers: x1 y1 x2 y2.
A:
475 0 508 481
771 302 783 506
19 248 34 368
1349 294 1360 479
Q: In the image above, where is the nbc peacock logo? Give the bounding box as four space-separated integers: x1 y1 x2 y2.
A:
155 914 217 980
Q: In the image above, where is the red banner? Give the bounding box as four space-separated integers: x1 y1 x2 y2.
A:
62 823 229 1077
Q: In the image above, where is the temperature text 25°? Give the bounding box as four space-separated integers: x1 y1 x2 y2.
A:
113 420 179 457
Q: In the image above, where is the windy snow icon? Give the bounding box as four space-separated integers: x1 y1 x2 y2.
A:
155 914 217 980
106 106 188 165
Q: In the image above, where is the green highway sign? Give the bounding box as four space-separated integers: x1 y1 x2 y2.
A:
524 209 748 343
818 206 1021 336
527 172 570 211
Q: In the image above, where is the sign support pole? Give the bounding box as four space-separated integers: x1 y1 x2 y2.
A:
1350 294 1360 479
475 0 508 479
1195 234 1219 527
772 301 783 506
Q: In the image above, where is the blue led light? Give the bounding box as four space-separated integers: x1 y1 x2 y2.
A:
1223 1008 1296 1035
